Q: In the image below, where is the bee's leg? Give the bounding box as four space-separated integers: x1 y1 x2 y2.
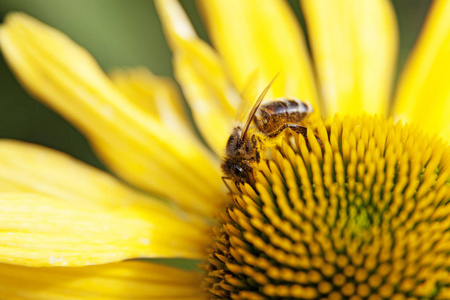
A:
288 124 323 145
266 123 306 138
270 124 322 145
222 177 244 195
286 124 308 139
252 135 261 163
244 162 256 186
222 176 235 194
234 181 243 193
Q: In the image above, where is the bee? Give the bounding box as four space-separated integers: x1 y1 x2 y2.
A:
221 77 314 190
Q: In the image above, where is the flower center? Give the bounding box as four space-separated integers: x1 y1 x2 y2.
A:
205 115 450 300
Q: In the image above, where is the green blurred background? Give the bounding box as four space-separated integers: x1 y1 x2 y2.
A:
0 0 432 171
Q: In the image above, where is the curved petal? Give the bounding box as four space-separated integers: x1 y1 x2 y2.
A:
198 0 319 109
109 68 194 135
0 140 207 267
155 0 240 154
0 260 203 299
301 0 398 117
393 0 450 141
0 13 225 216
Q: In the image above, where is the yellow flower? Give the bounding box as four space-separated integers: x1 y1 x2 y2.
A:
0 0 449 299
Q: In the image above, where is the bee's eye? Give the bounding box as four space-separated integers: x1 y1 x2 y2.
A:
231 165 245 178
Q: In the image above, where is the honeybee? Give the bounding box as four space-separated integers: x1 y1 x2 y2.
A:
221 77 314 190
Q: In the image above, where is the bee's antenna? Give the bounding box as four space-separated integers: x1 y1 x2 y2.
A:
240 73 279 140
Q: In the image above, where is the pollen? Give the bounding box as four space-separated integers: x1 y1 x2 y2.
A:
205 115 450 299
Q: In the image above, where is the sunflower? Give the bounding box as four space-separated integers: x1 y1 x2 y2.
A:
0 0 449 299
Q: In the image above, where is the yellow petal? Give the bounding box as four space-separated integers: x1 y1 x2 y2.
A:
0 260 203 299
393 0 450 141
0 140 207 266
0 192 207 266
198 0 319 109
0 13 225 216
173 52 235 154
301 0 398 117
155 0 240 153
109 68 194 134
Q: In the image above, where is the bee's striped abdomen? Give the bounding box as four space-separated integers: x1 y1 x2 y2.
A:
254 98 312 137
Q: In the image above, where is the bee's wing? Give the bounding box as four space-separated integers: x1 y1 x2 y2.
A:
235 72 259 125
239 74 279 139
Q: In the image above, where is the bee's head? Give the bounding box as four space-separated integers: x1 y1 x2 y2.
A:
222 126 255 185
221 157 253 185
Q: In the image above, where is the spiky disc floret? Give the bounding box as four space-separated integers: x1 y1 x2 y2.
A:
206 115 450 300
